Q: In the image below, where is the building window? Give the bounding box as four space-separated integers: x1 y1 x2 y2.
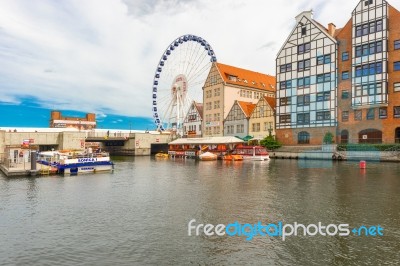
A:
297 113 310 125
342 111 349 122
354 83 382 97
280 114 291 123
394 106 400 118
298 131 310 144
342 71 349 80
280 80 292 90
317 54 331 65
379 107 387 119
376 19 383 32
367 108 375 120
394 62 400 71
355 19 382 37
394 83 400 92
298 42 311 54
355 110 362 121
297 76 310 88
227 125 234 134
301 26 307 36
317 73 331 83
297 94 310 106
316 111 331 121
316 92 330 102
342 52 349 61
364 0 373 6
228 75 237 82
355 61 383 77
298 59 310 71
355 41 382 57
395 40 400 50
280 63 292 73
280 97 291 106
236 124 244 133
342 90 349 99
252 123 260 132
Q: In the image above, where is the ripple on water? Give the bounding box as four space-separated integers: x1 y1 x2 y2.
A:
0 157 399 265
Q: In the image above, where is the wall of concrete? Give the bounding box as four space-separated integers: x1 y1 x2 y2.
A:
0 130 172 157
59 132 86 150
132 133 171 155
3 131 60 146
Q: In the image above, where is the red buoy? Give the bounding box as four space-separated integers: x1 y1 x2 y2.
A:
359 160 366 169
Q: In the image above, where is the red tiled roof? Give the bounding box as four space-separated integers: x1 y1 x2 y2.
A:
263 96 276 111
216 62 276 92
194 102 203 119
237 101 256 118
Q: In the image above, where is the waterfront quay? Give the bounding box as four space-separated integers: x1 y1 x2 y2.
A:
0 128 170 177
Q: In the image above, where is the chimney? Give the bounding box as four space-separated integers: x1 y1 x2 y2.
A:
295 10 313 24
328 23 336 37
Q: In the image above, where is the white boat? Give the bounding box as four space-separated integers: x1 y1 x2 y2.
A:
199 151 218 161
232 145 270 161
37 150 114 175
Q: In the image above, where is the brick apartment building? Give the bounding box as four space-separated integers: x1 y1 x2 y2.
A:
337 0 400 144
49 111 96 130
276 0 400 145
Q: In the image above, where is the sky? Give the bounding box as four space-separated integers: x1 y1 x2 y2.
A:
1 0 398 129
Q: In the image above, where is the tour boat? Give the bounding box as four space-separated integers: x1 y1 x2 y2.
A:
37 150 114 175
232 145 270 161
199 152 218 161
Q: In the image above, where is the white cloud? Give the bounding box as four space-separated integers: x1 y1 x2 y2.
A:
0 0 381 118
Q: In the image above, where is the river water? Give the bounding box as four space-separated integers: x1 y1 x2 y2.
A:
0 157 399 265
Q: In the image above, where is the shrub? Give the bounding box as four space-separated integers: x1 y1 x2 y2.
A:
260 136 282 150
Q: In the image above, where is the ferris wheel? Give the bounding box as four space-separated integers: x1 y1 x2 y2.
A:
152 34 217 134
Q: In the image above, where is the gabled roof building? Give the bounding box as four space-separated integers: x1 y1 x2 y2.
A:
224 101 256 138
183 101 203 138
202 62 276 137
276 10 338 145
249 96 276 139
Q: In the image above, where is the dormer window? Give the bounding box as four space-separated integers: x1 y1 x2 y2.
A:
365 0 373 6
228 75 237 81
243 79 248 83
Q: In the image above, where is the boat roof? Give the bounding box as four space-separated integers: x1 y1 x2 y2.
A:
169 136 244 145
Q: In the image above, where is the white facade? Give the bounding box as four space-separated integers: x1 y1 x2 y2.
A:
276 11 337 130
351 0 389 107
183 101 203 137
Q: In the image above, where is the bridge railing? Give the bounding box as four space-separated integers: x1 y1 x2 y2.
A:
86 131 133 138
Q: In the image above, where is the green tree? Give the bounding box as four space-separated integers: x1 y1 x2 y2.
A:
323 132 334 144
260 136 282 150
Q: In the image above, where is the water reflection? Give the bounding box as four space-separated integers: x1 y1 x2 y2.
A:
0 157 399 265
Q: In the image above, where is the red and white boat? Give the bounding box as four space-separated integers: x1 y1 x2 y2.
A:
232 145 269 161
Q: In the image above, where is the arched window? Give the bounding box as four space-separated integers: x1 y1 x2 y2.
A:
298 131 310 144
358 129 382 144
395 128 400 143
340 130 349 144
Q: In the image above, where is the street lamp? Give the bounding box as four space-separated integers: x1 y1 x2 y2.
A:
268 122 273 137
